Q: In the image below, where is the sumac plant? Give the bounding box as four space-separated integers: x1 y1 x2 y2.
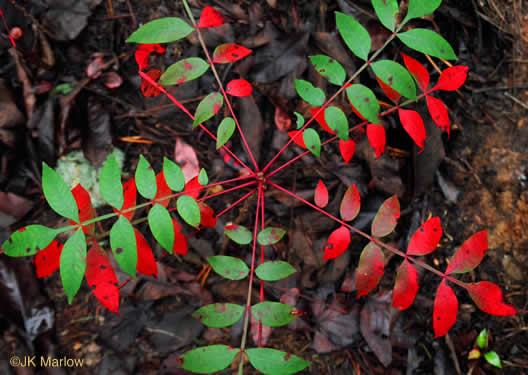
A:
1 0 517 374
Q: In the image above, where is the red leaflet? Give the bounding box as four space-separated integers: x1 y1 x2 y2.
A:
433 66 468 91
135 43 166 71
322 226 350 260
356 241 384 298
407 217 443 256
433 280 458 337
70 184 96 234
34 240 63 278
135 229 158 278
340 184 360 221
398 108 426 151
172 219 189 255
401 53 429 91
86 55 104 78
339 139 355 164
465 282 517 316
426 95 450 135
366 123 386 158
314 180 329 208
184 176 203 199
311 107 335 134
445 230 488 274
274 106 291 131
198 202 217 228
212 44 252 64
376 76 401 102
287 131 307 149
226 79 252 97
371 195 400 237
102 72 123 89
141 69 163 97
392 260 419 310
154 172 172 207
174 137 200 183
85 242 119 314
113 179 137 221
198 6 225 28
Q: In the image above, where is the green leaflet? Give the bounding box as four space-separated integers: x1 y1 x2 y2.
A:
192 303 244 328
159 57 209 86
99 154 124 210
148 203 174 253
109 215 137 278
345 84 380 124
397 29 457 60
257 227 286 246
371 60 416 100
303 128 321 157
216 117 236 149
224 225 252 245
208 255 249 280
251 302 298 327
324 106 349 141
2 225 59 257
309 55 346 85
403 0 442 24
246 348 310 375
198 168 208 185
163 157 185 192
255 261 296 282
60 229 86 304
135 155 157 200
193 92 223 128
177 195 201 228
179 345 240 374
371 0 399 32
335 11 371 61
294 79 325 107
294 112 304 129
484 351 502 369
42 162 79 222
477 329 488 349
126 17 194 44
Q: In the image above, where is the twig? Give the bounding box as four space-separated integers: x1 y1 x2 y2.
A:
505 92 528 110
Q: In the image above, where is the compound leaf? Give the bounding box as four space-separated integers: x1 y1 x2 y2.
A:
42 162 79 222
294 79 325 107
372 0 399 31
257 227 287 246
100 154 124 210
193 303 244 328
323 225 350 260
407 216 443 255
109 215 137 278
179 345 239 374
246 348 310 375
356 241 385 298
335 11 371 61
85 242 119 314
251 302 298 327
309 55 346 85
371 195 400 237
345 84 380 125
159 57 209 86
371 60 416 100
60 229 86 304
465 281 517 316
340 184 361 221
208 255 249 280
392 260 419 310
433 279 458 337
446 230 488 274
193 92 223 127
255 261 296 281
126 17 194 43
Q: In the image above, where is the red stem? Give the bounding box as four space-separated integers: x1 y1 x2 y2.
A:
198 181 257 202
214 189 257 218
257 179 265 347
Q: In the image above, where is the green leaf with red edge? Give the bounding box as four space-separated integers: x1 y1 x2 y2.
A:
34 240 62 278
3 225 59 257
340 184 361 221
109 216 137 278
42 162 79 222
446 230 488 274
159 57 209 86
255 261 296 281
226 79 252 97
148 203 174 253
426 95 450 135
192 303 244 328
257 227 287 246
184 176 203 199
397 29 457 60
402 0 442 24
178 345 239 374
434 66 468 91
246 348 310 375
407 216 443 255
356 241 384 298
126 17 194 44
323 225 351 260
392 259 419 310
113 179 137 220
288 130 307 149
314 180 329 208
100 154 124 210
208 255 249 280
177 195 201 228
134 229 158 278
371 60 416 100
398 108 426 150
60 228 86 304
324 106 349 141
193 92 223 128
225 224 252 245
217 117 236 149
162 157 185 192
135 155 157 200
85 242 119 314
198 6 225 28
345 84 380 125
212 43 252 63
372 0 399 32
335 11 371 61
465 281 517 316
251 302 299 327
311 107 334 134
433 279 458 337
401 52 430 91
70 184 96 234
339 139 356 163
303 128 321 157
309 55 346 85
198 202 217 228
371 195 400 237
198 168 208 185
294 79 325 107
153 171 172 207
367 123 386 158
376 75 401 102
172 219 189 255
